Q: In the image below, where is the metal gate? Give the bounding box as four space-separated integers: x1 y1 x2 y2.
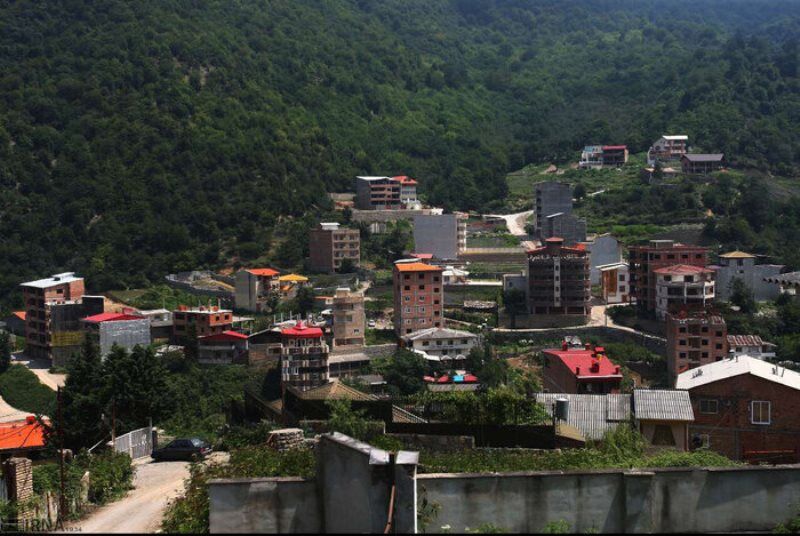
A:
113 426 154 459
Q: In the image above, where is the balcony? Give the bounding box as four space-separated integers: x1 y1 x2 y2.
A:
281 344 329 356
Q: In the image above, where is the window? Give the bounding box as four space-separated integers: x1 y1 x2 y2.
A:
419 285 425 290
404 274 410 280
679 352 687 358
699 399 718 414
404 286 410 291
404 296 410 302
751 401 771 425
619 286 626 292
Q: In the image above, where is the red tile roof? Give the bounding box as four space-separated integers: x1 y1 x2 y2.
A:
727 334 774 348
0 417 47 452
281 321 323 338
410 253 434 260
247 268 280 277
199 330 249 342
602 145 627 151
544 348 622 379
11 311 25 321
393 176 418 185
653 264 713 275
82 312 144 323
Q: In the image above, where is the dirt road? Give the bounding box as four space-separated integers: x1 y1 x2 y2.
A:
12 353 65 390
491 210 533 236
70 460 189 534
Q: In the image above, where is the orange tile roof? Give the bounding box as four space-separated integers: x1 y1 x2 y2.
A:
247 268 280 277
12 311 25 321
394 262 443 273
0 417 47 452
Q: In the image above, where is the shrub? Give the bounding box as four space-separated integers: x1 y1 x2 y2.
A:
0 365 56 415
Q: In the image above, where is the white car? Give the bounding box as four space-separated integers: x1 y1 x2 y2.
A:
368 320 376 328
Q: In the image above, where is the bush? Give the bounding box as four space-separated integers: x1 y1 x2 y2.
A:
78 450 134 504
0 365 56 415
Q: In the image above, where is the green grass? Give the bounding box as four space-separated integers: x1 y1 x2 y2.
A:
0 365 57 416
365 329 397 346
107 285 209 310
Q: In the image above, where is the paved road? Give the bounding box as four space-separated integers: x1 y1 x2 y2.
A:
12 352 65 390
69 460 190 534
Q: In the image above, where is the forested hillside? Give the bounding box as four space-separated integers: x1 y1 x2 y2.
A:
0 0 799 306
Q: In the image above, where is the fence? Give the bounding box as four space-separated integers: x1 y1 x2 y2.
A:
113 426 154 460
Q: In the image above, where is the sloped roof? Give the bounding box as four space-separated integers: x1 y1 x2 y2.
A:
662 135 688 140
290 381 426 423
247 268 280 277
278 274 309 282
719 251 755 259
653 264 713 275
682 153 724 162
20 273 81 289
394 262 442 273
676 355 800 391
281 321 323 338
535 393 631 441
11 311 25 321
632 389 694 422
199 330 249 342
727 334 774 348
82 312 144 323
0 417 47 452
402 327 478 342
543 349 622 379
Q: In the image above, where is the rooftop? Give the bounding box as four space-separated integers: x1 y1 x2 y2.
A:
602 145 627 151
394 262 443 273
20 272 82 289
662 135 688 140
199 330 249 342
402 327 479 342
246 268 280 277
653 264 714 275
682 153 724 162
727 334 775 348
82 312 144 323
676 355 800 391
719 250 755 259
544 347 622 379
632 389 694 422
0 417 47 452
535 393 630 441
278 274 309 283
393 176 418 185
281 321 323 338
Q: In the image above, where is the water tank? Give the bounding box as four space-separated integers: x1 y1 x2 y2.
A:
555 397 569 422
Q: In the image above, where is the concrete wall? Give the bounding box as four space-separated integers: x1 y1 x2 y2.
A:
414 214 458 260
209 477 320 533
419 466 800 534
587 235 623 285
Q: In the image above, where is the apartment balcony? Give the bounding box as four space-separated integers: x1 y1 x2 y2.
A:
281 344 329 356
281 358 328 369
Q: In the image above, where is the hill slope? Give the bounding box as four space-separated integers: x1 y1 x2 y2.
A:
0 0 799 305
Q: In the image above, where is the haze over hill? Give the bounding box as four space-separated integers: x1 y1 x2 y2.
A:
0 0 799 305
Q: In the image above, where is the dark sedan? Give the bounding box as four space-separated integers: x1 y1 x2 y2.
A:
151 438 212 462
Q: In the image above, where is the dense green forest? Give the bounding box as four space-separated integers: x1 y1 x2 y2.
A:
1 0 799 307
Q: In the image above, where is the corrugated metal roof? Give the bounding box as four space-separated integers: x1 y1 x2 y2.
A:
676 355 800 391
535 393 630 441
682 153 724 162
727 334 774 348
633 389 694 422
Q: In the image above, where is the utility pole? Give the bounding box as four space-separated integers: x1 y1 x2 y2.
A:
111 399 116 444
57 387 66 523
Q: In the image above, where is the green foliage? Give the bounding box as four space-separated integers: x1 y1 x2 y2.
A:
417 387 549 426
0 331 10 373
364 328 397 346
293 286 316 316
467 523 508 534
730 277 758 314
542 520 571 534
0 364 56 416
162 446 315 533
373 349 429 396
326 400 370 441
775 506 800 533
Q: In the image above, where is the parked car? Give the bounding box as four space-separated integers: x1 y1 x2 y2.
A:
368 320 376 328
151 438 212 462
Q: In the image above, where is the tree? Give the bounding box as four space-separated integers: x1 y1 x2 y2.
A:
326 400 370 440
295 286 316 316
503 289 527 329
375 349 428 396
58 336 106 450
0 331 11 373
339 258 357 274
103 345 169 433
729 278 756 314
573 183 586 201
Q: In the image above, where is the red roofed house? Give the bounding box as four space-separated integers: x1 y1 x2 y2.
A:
394 176 418 206
601 145 629 166
654 264 716 320
81 312 151 357
393 261 444 335
281 321 330 391
235 268 281 313
543 342 623 394
2 311 26 336
0 416 48 460
198 330 250 365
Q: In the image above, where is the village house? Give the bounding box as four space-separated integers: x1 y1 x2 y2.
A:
198 330 249 365
654 264 716 320
677 355 800 463
392 260 444 336
234 268 280 313
542 343 623 394
2 311 26 337
172 305 233 342
536 390 694 450
727 335 776 360
628 240 710 313
647 134 688 166
401 326 481 363
666 311 728 386
680 153 725 175
713 250 784 303
278 274 310 300
526 238 591 320
578 145 629 168
308 223 361 273
584 233 623 286
532 181 574 235
413 213 467 261
81 312 151 357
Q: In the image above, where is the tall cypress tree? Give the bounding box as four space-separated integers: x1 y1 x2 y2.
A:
57 335 106 451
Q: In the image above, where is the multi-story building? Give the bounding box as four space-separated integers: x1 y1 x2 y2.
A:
401 327 480 362
355 176 401 210
647 135 688 166
543 212 587 245
681 154 725 175
584 234 623 285
628 240 709 313
677 355 800 463
235 268 280 312
393 260 444 336
598 262 630 304
579 145 604 169
81 312 151 357
309 223 360 273
713 251 784 303
394 176 418 206
601 145 629 166
331 288 365 350
172 306 233 342
280 321 330 391
526 238 591 318
727 335 776 360
542 343 623 394
666 311 727 385
654 264 716 320
20 273 105 365
413 214 467 260
533 182 573 234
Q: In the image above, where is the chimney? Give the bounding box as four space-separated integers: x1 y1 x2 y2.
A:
562 340 568 351
585 342 592 351
615 366 621 374
576 366 581 375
